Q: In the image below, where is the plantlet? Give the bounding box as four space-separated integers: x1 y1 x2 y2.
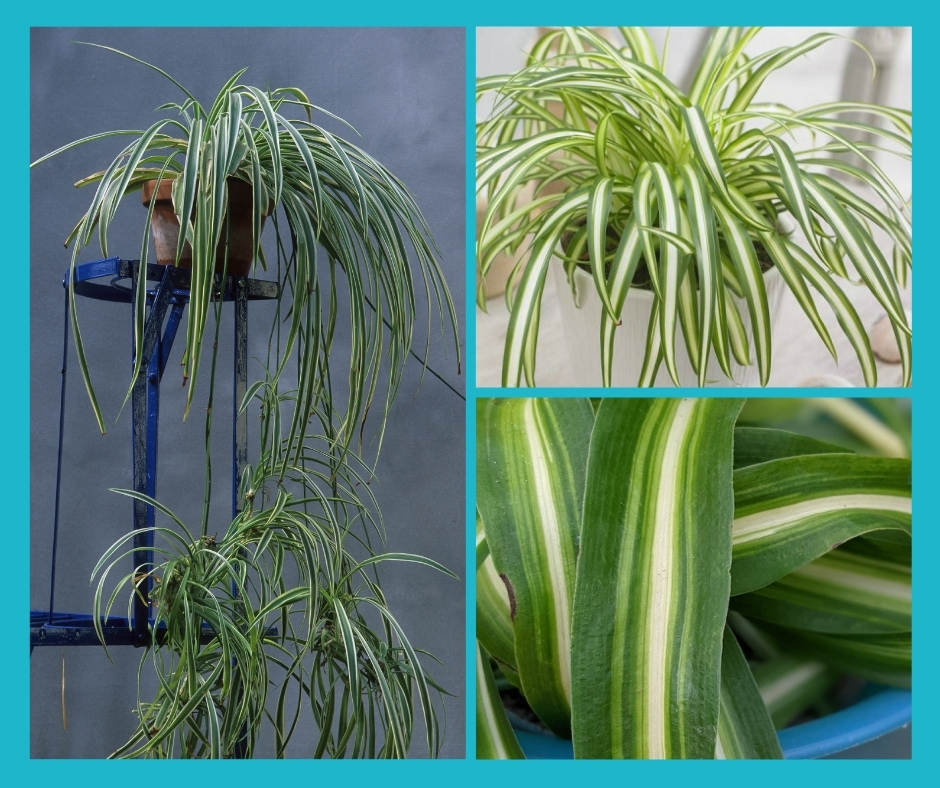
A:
93 449 457 758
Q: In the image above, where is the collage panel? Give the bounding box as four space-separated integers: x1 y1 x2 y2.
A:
475 397 911 759
476 27 911 389
29 27 466 758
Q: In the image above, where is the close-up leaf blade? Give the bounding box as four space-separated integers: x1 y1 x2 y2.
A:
732 454 912 595
477 398 595 737
731 546 911 634
476 644 526 760
570 398 742 758
716 625 783 759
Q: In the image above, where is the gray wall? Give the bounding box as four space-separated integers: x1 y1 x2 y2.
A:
30 27 466 758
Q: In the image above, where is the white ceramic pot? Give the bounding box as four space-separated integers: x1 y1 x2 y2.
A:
552 262 786 388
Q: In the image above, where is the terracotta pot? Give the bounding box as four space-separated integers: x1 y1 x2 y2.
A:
141 177 266 277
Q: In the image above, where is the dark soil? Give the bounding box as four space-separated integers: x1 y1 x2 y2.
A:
562 227 776 292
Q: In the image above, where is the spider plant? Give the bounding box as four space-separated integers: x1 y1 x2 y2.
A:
476 27 911 387
476 397 911 758
32 43 460 457
93 435 457 758
32 43 462 759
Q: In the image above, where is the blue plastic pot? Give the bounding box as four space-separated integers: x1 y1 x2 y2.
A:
510 687 911 759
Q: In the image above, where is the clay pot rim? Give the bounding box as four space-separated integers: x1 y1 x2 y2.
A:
142 176 266 212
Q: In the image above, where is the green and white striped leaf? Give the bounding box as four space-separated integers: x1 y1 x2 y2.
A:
757 626 911 689
570 398 742 758
731 455 912 595
648 163 684 385
751 655 835 729
586 176 618 320
600 218 644 386
730 546 911 634
683 105 769 233
716 626 783 759
761 232 837 360
501 191 590 386
477 398 595 737
801 172 909 332
733 427 851 469
476 512 519 682
844 529 911 567
713 201 773 385
476 644 525 760
782 238 878 387
687 27 740 107
477 130 594 193
728 33 842 114
680 162 720 385
763 134 824 260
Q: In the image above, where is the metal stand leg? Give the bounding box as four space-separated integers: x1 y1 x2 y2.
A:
234 276 248 519
232 275 250 757
130 264 178 646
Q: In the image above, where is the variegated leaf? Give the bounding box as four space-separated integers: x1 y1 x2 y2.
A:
731 546 911 634
716 626 783 759
476 644 526 760
477 398 594 737
732 455 912 595
570 398 742 758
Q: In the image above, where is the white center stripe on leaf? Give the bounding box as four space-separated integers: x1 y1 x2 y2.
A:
715 735 727 760
793 560 911 602
481 556 512 612
733 494 911 543
648 399 695 759
758 662 827 706
523 401 572 704
476 649 511 759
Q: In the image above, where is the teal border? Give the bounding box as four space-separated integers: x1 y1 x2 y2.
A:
9 3 929 779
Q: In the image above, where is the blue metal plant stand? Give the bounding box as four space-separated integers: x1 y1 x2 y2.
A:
30 257 278 650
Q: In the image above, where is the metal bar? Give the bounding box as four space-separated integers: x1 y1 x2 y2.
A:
131 264 176 646
68 259 278 303
47 288 71 624
159 302 185 375
232 275 251 758
31 620 222 648
32 625 148 648
233 276 248 519
30 613 273 648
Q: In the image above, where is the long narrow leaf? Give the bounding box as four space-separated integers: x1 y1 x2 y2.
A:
731 455 912 595
715 626 783 759
731 547 911 634
477 398 594 737
570 398 742 758
476 645 526 760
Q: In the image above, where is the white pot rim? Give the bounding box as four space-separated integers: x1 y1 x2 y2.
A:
552 258 785 388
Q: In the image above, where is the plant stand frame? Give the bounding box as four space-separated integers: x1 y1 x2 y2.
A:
30 257 277 650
